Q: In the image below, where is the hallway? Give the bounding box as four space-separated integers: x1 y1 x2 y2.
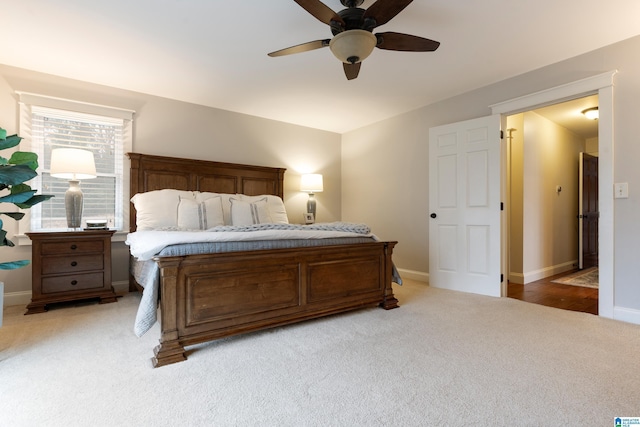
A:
507 270 598 315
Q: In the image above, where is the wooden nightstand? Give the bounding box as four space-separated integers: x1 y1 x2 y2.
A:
25 229 117 314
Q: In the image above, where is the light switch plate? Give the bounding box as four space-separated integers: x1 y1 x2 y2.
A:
614 182 629 198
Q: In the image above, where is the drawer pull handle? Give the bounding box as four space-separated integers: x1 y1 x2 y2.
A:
71 261 78 267
71 280 78 286
70 244 78 250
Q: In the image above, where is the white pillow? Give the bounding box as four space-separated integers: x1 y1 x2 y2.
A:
196 192 234 225
131 189 196 230
177 196 224 230
230 197 272 226
238 194 289 224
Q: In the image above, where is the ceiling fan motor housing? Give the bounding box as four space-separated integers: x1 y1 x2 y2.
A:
331 6 376 35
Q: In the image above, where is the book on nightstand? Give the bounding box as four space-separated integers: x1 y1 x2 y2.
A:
84 220 108 230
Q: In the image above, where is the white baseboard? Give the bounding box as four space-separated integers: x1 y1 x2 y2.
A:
397 268 429 283
614 306 640 326
2 280 130 308
112 280 130 294
512 260 577 285
4 290 31 308
508 273 525 284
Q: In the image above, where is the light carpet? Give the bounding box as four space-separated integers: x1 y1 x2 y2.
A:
1 279 639 426
551 267 599 288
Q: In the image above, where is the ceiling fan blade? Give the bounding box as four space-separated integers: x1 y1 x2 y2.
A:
363 0 413 28
375 32 440 52
268 39 331 57
343 62 361 80
294 0 345 26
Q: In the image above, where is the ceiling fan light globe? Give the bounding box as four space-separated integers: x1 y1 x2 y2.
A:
329 30 377 64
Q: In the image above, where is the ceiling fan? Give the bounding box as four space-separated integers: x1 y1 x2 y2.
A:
268 0 440 80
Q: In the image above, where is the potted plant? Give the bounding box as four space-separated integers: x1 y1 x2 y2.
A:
0 127 53 269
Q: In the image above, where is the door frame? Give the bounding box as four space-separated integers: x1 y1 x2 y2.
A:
490 71 616 319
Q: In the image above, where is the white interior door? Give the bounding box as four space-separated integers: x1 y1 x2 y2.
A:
429 115 502 297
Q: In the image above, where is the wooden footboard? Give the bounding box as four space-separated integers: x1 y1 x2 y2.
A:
152 241 398 367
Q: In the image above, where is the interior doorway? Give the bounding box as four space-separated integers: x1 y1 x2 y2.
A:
505 95 599 313
486 71 614 318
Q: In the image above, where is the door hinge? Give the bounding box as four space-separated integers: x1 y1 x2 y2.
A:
501 274 504 283
500 130 504 139
500 202 504 211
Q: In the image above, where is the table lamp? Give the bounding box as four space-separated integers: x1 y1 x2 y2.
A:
50 148 97 228
300 173 323 220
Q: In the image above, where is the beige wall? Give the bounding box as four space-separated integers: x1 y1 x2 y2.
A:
519 111 584 282
0 64 342 303
586 137 599 154
507 115 525 282
342 109 430 275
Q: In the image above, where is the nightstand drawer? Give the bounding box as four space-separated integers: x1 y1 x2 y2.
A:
41 240 104 255
42 272 104 293
42 254 104 275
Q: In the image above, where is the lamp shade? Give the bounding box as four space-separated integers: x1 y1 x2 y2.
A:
300 174 323 193
329 30 377 64
50 148 97 180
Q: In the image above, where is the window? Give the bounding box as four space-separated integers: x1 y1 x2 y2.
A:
17 92 133 232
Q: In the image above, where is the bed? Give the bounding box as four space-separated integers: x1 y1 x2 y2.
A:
126 153 400 368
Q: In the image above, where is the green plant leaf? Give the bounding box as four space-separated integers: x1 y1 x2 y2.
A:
0 212 25 220
9 151 39 170
4 181 49 203
0 134 22 151
12 183 32 192
15 194 54 209
0 229 14 247
0 164 38 185
0 260 30 270
0 190 37 204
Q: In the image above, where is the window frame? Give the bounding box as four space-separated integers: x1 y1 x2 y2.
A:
16 92 134 242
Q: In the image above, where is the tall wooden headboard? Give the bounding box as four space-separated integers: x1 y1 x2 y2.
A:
127 153 286 232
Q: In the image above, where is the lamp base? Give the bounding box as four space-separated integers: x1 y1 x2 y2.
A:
307 193 317 220
65 180 84 229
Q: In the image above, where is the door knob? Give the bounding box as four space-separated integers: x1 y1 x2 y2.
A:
430 213 437 219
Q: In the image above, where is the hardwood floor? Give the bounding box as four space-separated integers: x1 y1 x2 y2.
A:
507 269 598 315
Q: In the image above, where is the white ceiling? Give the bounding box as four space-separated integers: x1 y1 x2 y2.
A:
2 1 638 134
